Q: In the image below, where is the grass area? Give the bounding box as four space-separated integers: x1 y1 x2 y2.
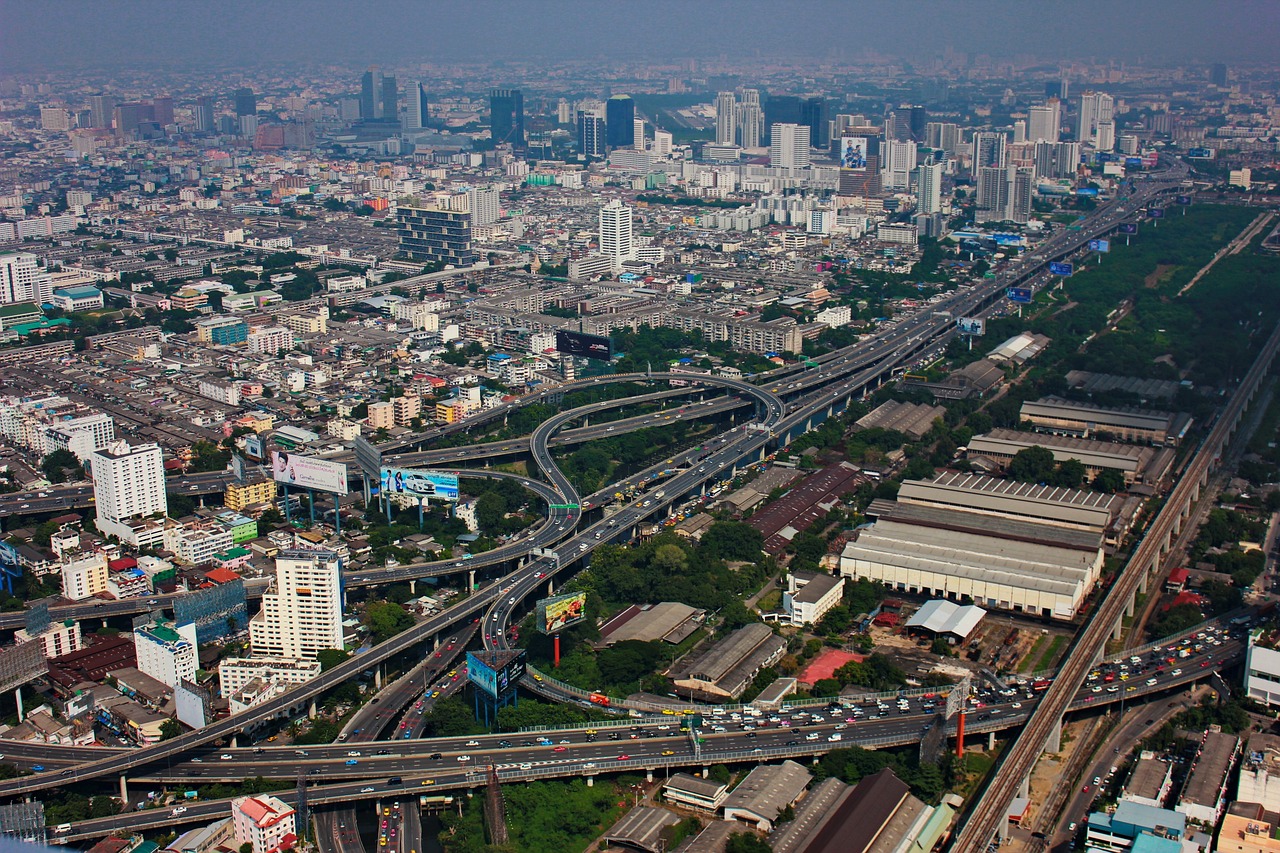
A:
954 744 1002 799
1019 635 1049 673
757 589 782 611
1035 635 1068 671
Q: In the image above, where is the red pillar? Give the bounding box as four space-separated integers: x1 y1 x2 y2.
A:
553 635 561 668
956 711 965 758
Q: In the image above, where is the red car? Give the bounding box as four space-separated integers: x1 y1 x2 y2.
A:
552 746 567 753
1081 784 1091 794
618 754 630 760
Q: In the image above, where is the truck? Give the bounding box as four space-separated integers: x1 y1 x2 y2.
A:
588 692 611 707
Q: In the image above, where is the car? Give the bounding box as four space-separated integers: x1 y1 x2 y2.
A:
465 740 481 748
457 755 471 762
552 746 568 752
220 754 233 761
618 754 630 760
346 759 359 766
421 779 435 786
347 750 362 757
1081 784 1091 793
171 806 187 815
361 787 375 793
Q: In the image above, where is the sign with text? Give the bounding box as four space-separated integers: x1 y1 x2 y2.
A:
1088 239 1110 253
270 451 349 495
1006 287 1033 304
536 591 588 634
380 468 460 501
1048 261 1074 276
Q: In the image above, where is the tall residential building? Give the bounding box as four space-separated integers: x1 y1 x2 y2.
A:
632 118 646 150
192 96 215 133
489 88 525 148
577 110 606 157
881 139 918 191
800 97 827 147
233 88 256 117
556 98 572 125
397 205 476 267
0 252 40 304
90 440 166 543
917 157 943 215
381 75 398 122
606 95 635 150
134 618 198 688
737 89 764 148
653 129 673 159
925 121 961 155
770 123 811 169
359 68 381 120
599 199 635 273
61 554 109 601
1034 141 1081 179
1028 101 1061 143
972 131 1008 171
249 550 344 660
151 96 174 127
404 81 429 130
1012 120 1027 145
40 108 71 131
1210 63 1228 88
1008 165 1034 224
88 94 115 129
715 91 737 145
467 185 501 227
975 165 1009 222
1095 120 1116 152
904 104 928 142
1076 91 1115 147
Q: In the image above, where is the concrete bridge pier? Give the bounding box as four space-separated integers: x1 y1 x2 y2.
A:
119 775 128 803
14 688 22 723
433 635 440 651
468 570 475 591
702 767 709 779
375 669 383 690
409 580 416 595
1112 619 1125 642
1125 595 1136 619
988 731 997 750
646 769 654 783
308 699 318 719
1018 778 1030 799
547 581 554 597
230 734 238 749
585 776 594 787
1138 571 1149 597
1045 719 1062 754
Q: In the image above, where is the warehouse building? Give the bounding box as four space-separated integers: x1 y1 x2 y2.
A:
671 622 787 701
1176 730 1242 825
853 400 947 440
598 602 703 646
966 428 1175 487
840 502 1105 620
1019 396 1192 446
905 600 986 645
721 760 813 831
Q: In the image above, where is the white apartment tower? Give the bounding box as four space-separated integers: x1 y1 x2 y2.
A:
466 185 501 227
134 619 199 688
598 199 636 273
1028 100 1061 143
90 441 166 542
770 123 811 169
917 157 943 215
0 252 40 305
249 550 344 660
653 129 673 159
715 91 737 145
737 89 764 148
882 139 918 190
1077 91 1115 147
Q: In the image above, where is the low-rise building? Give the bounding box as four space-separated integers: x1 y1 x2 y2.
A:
134 618 198 688
225 477 276 511
1176 729 1241 825
61 553 109 601
721 760 813 831
15 618 81 659
231 794 297 853
781 571 845 627
672 622 787 701
663 772 730 813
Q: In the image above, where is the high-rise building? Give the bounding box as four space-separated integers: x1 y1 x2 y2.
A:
917 157 943 215
467 186 501 227
193 96 215 133
40 108 70 131
800 97 827 147
1012 120 1027 145
599 199 635 273
632 118 646 150
113 102 154 137
905 104 927 142
1210 63 1228 88
134 618 198 688
398 204 476 268
972 131 1008 171
764 95 802 131
737 89 764 148
249 550 343 660
381 75 398 122
1033 141 1081 180
577 110 606 157
770 123 811 169
489 88 525 148
1008 165 1034 224
1095 120 1116 152
91 440 166 543
0 252 40 305
359 68 380 120
837 134 883 197
88 94 115 129
233 88 256 117
606 95 635 150
653 129 673 159
556 98 572 125
1076 91 1114 147
715 91 737 145
925 121 961 155
151 96 174 127
881 139 918 190
1028 101 1061 143
404 81 429 130
975 165 1008 222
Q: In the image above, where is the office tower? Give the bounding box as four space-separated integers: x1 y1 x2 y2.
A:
653 129 673 158
1210 63 1228 87
973 131 1008 171
489 88 525 148
151 96 174 127
218 115 239 135
764 95 802 130
404 81 429 130
770 123 810 169
1008 166 1033 224
249 550 343 660
89 94 115 128
112 102 154 136
606 94 635 150
1013 120 1027 145
238 115 258 138
1076 91 1114 147
193 96 214 133
134 618 198 688
39 107 70 131
599 199 636 273
1028 101 1060 143
359 68 380 119
885 110 911 143
905 105 927 142
917 157 943 215
467 186 500 227
837 134 882 197
925 121 961 155
556 98 572 125
398 204 476 267
1044 80 1063 100
715 91 737 145
233 87 256 117
1033 141 1081 180
381 75 398 121
91 440 166 543
1059 78 1070 101
1095 120 1116 152
973 132 1010 221
882 139 917 190
633 118 646 150
0 252 39 304
737 89 763 148
800 97 826 147
577 110 606 157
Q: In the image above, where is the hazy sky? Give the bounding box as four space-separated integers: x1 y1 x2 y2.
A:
2 0 1277 72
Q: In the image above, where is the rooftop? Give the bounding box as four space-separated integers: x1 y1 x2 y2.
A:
722 760 813 821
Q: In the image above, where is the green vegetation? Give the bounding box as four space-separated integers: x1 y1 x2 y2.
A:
1019 635 1049 673
39 449 82 484
439 777 630 852
363 600 415 644
1034 635 1068 671
813 744 958 803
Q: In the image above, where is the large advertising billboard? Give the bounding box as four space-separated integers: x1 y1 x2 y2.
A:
1175 195 1193 206
555 330 613 361
956 317 986 336
1186 147 1215 159
270 451 349 495
840 136 868 171
536 591 588 634
1148 207 1165 219
1119 222 1139 234
1006 287 1033 304
466 650 526 701
1048 261 1074 276
380 468 460 501
1088 239 1110 253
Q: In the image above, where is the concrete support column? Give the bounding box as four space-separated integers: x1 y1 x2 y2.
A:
702 767 709 779
14 688 22 723
998 815 1010 843
646 769 654 783
433 635 440 650
988 731 997 750
119 774 128 804
1018 777 1030 799
1138 572 1148 596
585 776 593 787
1045 719 1062 754
1125 595 1135 619
1112 619 1124 642
409 580 416 595
547 581 554 598
468 570 475 591
375 669 383 690
230 735 238 749
308 700 318 720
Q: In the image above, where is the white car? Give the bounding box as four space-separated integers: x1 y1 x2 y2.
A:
171 806 187 815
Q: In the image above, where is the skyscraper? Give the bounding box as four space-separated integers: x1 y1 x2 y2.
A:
972 131 1010 222
193 96 215 133
917 157 943 215
381 75 398 122
737 89 764 148
233 88 256 117
249 550 343 660
151 96 174 127
653 129 673 158
360 68 380 120
1210 63 1228 88
404 81 429 130
88 94 115 129
715 91 737 145
606 95 635 150
1028 101 1061 143
770 123 811 169
489 88 525 148
91 441 166 543
577 110 606 157
599 199 635 273
1033 141 1081 180
467 186 501 227
800 97 827 147
905 105 928 142
972 131 1008 171
925 122 961 155
764 95 802 131
882 139 917 191
0 252 40 304
1076 91 1114 147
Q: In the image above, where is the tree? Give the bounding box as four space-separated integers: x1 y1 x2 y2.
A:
40 449 83 484
698 522 764 561
189 440 231 473
474 492 507 534
726 832 773 853
316 648 349 671
1008 445 1056 484
364 601 414 643
1051 458 1087 489
259 506 284 527
719 599 758 632
1092 468 1127 493
159 719 182 741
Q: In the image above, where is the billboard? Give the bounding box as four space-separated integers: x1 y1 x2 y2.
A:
231 453 247 484
1125 156 1145 169
270 451 349 495
1006 286 1033 304
1148 207 1165 219
466 650 526 701
1175 195 1192 206
1186 147 1215 159
840 136 869 171
1119 222 1139 234
956 317 986 336
243 434 264 461
1088 239 1110 253
1048 261 1074 276
536 591 588 634
380 467 460 501
555 330 613 361
1075 187 1099 197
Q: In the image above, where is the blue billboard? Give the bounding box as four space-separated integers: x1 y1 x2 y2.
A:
1186 147 1215 159
466 650 526 701
1119 222 1139 234
1175 195 1192 205
1088 239 1110 253
380 468 460 501
1049 262 1074 276
1125 157 1145 169
1075 187 1099 197
1006 287 1033 304
1148 207 1165 219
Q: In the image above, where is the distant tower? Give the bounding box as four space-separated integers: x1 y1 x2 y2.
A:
599 199 635 273
360 68 381 120
737 89 764 148
89 94 115 129
1210 63 1228 87
577 110 606 158
404 82 429 130
770 123 811 169
233 88 256 117
605 95 635 150
489 88 525 148
381 75 398 122
193 96 214 133
801 97 826 147
715 91 737 145
917 157 943 215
